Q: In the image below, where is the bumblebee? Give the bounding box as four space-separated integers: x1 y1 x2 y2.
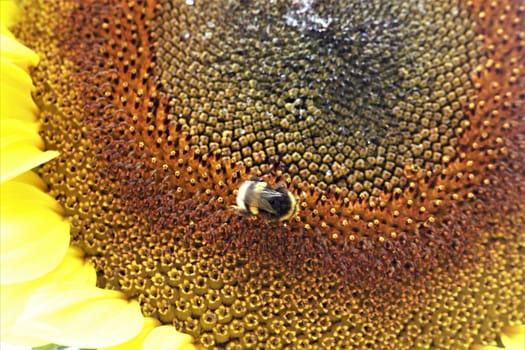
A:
234 177 299 221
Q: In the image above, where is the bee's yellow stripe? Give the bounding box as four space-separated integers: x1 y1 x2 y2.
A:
279 192 298 221
248 182 267 215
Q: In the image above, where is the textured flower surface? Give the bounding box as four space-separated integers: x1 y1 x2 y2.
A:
2 0 524 349
0 1 196 349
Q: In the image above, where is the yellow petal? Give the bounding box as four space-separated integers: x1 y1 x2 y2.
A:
0 327 48 347
0 247 96 347
0 1 19 30
0 204 70 283
1 58 35 94
0 74 39 121
0 180 61 212
0 33 39 70
15 283 144 349
0 24 15 38
9 170 48 189
0 119 41 148
142 325 196 350
0 141 58 182
102 317 160 350
501 325 525 350
471 346 506 350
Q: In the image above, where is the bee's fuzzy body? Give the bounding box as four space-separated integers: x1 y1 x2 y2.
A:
234 178 298 221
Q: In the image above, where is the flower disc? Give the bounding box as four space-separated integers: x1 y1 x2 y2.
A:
13 0 524 348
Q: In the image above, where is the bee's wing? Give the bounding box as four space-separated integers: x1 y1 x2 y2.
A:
255 188 283 214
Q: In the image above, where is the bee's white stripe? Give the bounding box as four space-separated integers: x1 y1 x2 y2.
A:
236 181 252 211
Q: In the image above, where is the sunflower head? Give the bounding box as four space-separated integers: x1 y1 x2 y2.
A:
4 0 524 349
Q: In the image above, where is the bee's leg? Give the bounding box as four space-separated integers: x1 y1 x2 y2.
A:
231 205 254 219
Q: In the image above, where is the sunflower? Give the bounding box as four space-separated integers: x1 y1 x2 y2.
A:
1 0 524 350
0 1 196 349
